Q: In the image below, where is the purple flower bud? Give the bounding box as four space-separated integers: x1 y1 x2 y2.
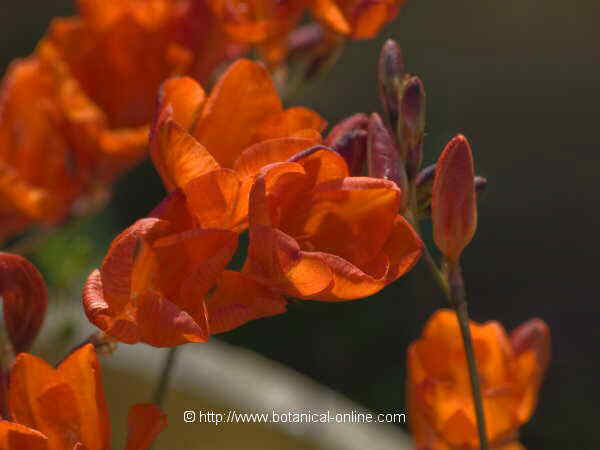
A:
367 113 409 211
399 76 426 179
378 39 404 131
325 113 370 146
330 128 368 176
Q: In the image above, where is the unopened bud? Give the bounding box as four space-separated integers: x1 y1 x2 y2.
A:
325 113 369 146
399 76 426 179
431 135 477 264
367 113 409 211
326 114 370 175
378 39 404 130
330 129 368 176
0 253 48 354
416 165 487 220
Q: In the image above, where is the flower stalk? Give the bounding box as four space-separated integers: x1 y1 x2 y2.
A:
153 347 180 407
447 263 489 450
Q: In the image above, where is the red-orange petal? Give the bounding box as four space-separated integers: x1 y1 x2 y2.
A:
124 404 167 450
182 168 242 230
135 292 209 347
311 0 351 35
207 270 287 334
246 224 333 298
0 421 48 450
156 77 206 131
148 189 196 232
56 344 111 450
0 253 48 353
150 115 220 192
288 146 349 186
8 344 111 450
193 59 283 168
253 107 327 142
233 137 322 180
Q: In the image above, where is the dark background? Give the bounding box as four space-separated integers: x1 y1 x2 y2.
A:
2 1 599 448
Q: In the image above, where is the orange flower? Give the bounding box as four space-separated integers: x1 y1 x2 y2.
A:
83 59 325 346
311 0 408 39
0 57 87 230
0 0 240 238
243 147 423 300
206 0 305 44
206 0 408 65
407 309 551 450
82 182 287 347
0 344 166 450
150 58 326 231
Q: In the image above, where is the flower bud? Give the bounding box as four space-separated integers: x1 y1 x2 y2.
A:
326 113 370 175
378 39 404 130
330 128 368 176
399 76 426 179
367 113 409 211
325 113 369 146
0 253 48 354
431 135 477 263
415 165 487 220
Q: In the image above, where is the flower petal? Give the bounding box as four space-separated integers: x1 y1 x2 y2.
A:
157 77 205 131
207 270 287 334
193 59 283 168
246 224 333 298
280 177 400 270
381 215 424 280
182 169 242 230
233 138 322 180
9 345 110 450
311 0 351 35
288 146 349 186
150 116 220 192
0 421 47 450
253 107 327 142
510 318 551 423
8 354 56 441
148 189 196 232
56 344 111 450
36 382 82 450
136 292 209 347
124 404 167 450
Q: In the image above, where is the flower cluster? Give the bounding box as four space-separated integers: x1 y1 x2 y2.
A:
0 2 552 448
0 0 240 238
0 0 408 240
82 59 424 346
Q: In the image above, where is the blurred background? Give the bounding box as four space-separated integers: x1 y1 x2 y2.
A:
2 0 599 448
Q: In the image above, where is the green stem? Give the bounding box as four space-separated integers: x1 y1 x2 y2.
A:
407 200 488 449
447 264 489 450
153 347 179 407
